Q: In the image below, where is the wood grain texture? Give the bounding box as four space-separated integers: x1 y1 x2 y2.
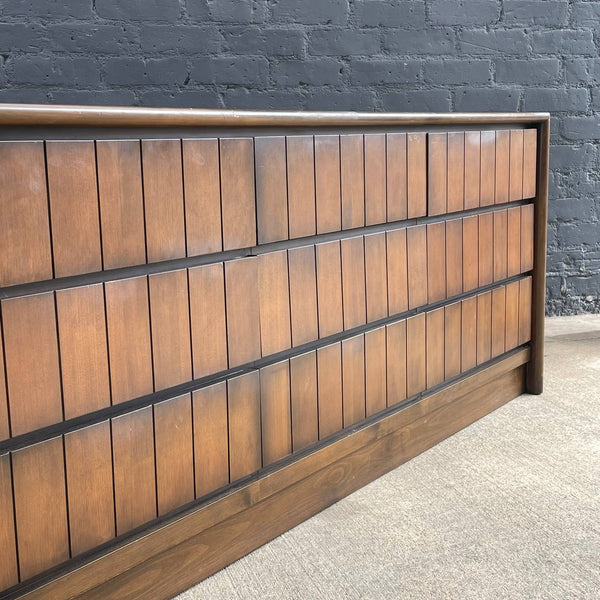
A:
46 140 102 277
406 314 426 397
182 138 223 256
287 136 316 239
12 437 69 580
386 228 408 315
523 128 537 199
316 241 343 338
476 291 492 366
260 361 292 466
149 270 192 390
462 215 479 293
478 212 494 287
427 221 446 304
315 135 341 234
96 140 146 270
426 308 445 389
480 131 495 207
0 332 8 440
65 421 115 556
342 335 366 428
290 351 319 451
493 209 508 282
141 139 186 263
386 319 407 406
505 281 520 351
407 133 427 218
316 343 343 439
105 276 153 405
193 382 229 497
154 394 195 516
112 407 157 535
364 134 386 225
447 132 465 213
56 284 110 419
258 251 291 356
2 292 62 436
225 258 261 368
446 218 463 298
0 454 18 589
288 245 319 347
341 236 367 330
464 131 481 210
255 136 288 244
340 134 365 230
461 296 477 372
444 302 462 380
386 133 407 222
220 138 256 250
519 277 532 345
509 129 524 201
491 287 506 358
0 141 52 287
407 225 427 309
365 327 387 417
228 372 261 482
494 130 510 205
521 204 534 272
507 206 521 277
364 232 388 323
189 263 228 379
428 132 447 216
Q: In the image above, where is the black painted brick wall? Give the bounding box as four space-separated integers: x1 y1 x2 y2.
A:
0 0 599 315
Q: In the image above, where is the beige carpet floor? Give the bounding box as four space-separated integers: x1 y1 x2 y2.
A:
176 316 600 599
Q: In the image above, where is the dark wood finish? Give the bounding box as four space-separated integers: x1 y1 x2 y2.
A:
406 314 426 397
426 308 445 388
0 333 9 440
505 281 520 351
0 454 18 589
462 215 479 292
519 276 533 345
365 327 387 417
523 128 537 199
464 131 481 210
316 241 343 337
407 225 427 309
386 133 407 222
509 129 524 202
287 136 316 239
386 319 407 406
447 132 465 213
521 204 535 272
493 209 508 282
290 351 319 451
364 134 386 225
478 212 494 287
316 342 343 439
314 135 341 234
342 335 366 428
341 236 367 330
476 291 492 366
507 206 521 277
491 286 506 358
461 296 478 372
340 134 365 230
446 218 463 298
365 232 389 322
428 132 447 216
494 130 510 204
386 228 409 315
479 131 495 207
444 301 462 379
407 133 427 218
288 245 319 347
427 222 446 304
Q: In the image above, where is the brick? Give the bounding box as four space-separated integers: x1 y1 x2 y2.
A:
138 89 222 108
273 58 344 86
205 0 267 23
458 29 528 55
429 1 499 25
531 31 596 56
141 26 222 54
495 59 560 84
3 0 92 18
381 89 452 112
424 59 491 85
304 89 377 111
46 25 140 55
11 56 101 86
523 88 588 112
550 144 596 170
549 198 595 223
223 27 304 56
562 117 600 141
503 1 568 26
96 0 180 21
192 56 269 86
50 89 137 105
454 87 520 111
0 88 50 103
0 24 45 53
590 88 600 111
309 30 380 56
354 1 426 27
224 88 306 109
384 29 455 55
349 59 420 85
272 0 348 25
572 2 600 26
564 59 600 85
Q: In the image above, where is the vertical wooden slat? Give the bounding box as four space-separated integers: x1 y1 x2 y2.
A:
0 331 8 440
494 130 510 204
523 128 537 199
406 314 426 397
0 142 52 287
56 284 110 419
493 209 508 282
141 139 186 263
316 241 343 338
461 296 477 372
193 382 229 497
340 134 365 230
491 287 506 358
365 327 387 417
446 218 463 298
386 228 409 315
258 251 291 356
476 291 492 366
112 406 157 535
521 204 535 272
519 277 533 344
189 263 228 379
462 215 479 292
224 258 261 367
154 394 195 516
444 302 462 380
505 281 520 350
316 343 343 439
149 269 192 390
428 132 447 216
341 236 367 330
46 140 102 277
478 212 494 287
427 222 446 304
365 232 388 323
2 293 62 436
260 361 292 466
314 135 341 234
386 133 407 222
386 320 407 406
480 131 495 207
96 140 146 270
105 276 153 405
228 372 261 481
342 335 365 428
426 308 445 389
287 135 316 239
464 131 481 210
447 132 465 214
0 454 18 589
365 134 386 226
255 136 288 244
220 138 256 250
407 133 427 218
288 245 319 347
13 437 69 580
509 129 524 201
507 206 522 277
182 138 223 256
290 351 319 451
65 421 114 556
407 225 428 309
